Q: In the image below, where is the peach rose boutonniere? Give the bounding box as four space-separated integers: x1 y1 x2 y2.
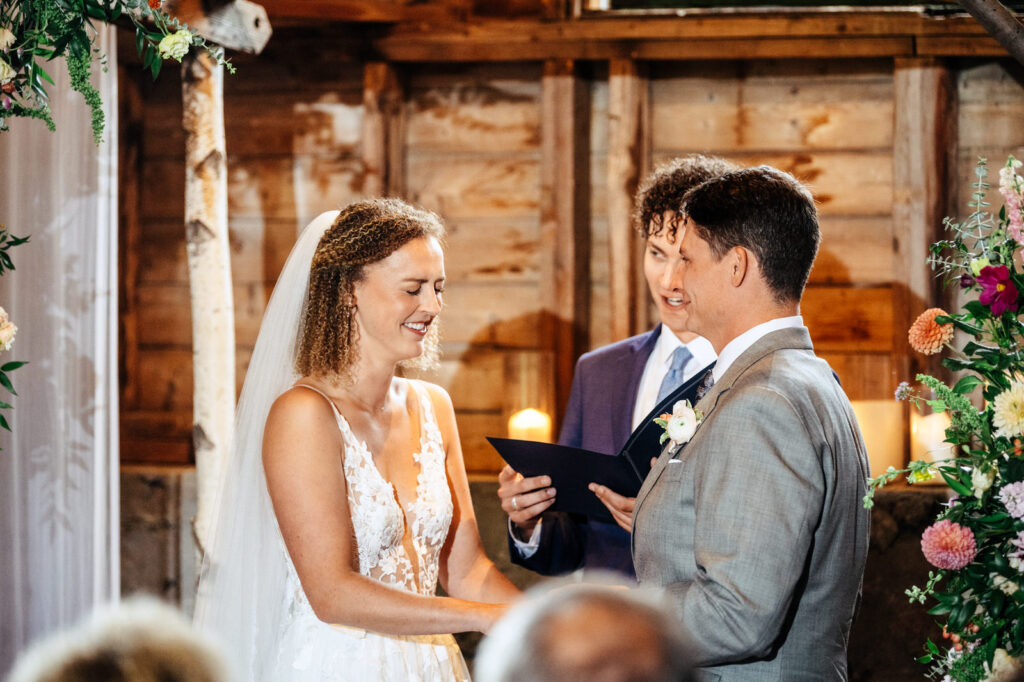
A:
654 399 703 451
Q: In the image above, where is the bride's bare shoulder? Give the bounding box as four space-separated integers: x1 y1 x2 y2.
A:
264 384 341 458
407 379 454 414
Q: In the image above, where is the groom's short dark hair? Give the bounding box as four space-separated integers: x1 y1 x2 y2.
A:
682 165 819 304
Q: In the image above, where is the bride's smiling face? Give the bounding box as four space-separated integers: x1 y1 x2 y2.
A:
353 235 446 365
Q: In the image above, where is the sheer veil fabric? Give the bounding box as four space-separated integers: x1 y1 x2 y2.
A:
193 211 339 680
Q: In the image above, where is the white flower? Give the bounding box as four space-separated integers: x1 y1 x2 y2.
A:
993 382 1024 439
972 466 995 499
0 58 15 85
985 647 1024 681
158 29 193 62
0 27 15 50
655 399 703 449
0 306 16 351
992 573 1019 596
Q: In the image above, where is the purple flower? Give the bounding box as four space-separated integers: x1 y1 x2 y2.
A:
1001 481 1024 519
960 274 975 289
978 265 1020 316
895 382 912 401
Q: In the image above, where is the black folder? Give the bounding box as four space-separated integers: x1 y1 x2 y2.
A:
485 363 714 523
486 437 651 523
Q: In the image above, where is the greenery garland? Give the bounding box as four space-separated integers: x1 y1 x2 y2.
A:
0 0 235 143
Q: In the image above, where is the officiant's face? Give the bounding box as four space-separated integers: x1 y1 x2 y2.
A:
644 211 690 336
353 236 445 365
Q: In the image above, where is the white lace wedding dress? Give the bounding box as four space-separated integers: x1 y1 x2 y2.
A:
268 380 471 681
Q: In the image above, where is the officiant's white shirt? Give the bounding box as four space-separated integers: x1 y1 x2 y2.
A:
512 326 714 556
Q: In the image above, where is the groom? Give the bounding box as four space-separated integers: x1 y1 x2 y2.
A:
632 166 870 681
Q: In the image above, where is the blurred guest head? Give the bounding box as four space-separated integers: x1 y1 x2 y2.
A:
475 577 693 682
8 596 228 682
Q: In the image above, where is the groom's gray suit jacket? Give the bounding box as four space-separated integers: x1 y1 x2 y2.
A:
632 327 870 681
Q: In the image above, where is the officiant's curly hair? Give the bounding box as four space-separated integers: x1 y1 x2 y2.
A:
634 154 738 240
296 198 445 383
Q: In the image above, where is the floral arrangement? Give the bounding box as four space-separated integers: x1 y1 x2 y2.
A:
866 157 1024 681
0 0 234 143
0 225 27 438
654 399 702 450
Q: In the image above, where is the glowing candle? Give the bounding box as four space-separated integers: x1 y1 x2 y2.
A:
911 410 954 465
508 408 552 442
850 400 905 477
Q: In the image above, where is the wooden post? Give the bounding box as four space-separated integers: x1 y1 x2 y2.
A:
892 57 957 465
182 51 235 554
362 63 405 198
607 58 648 341
540 59 590 422
118 64 143 412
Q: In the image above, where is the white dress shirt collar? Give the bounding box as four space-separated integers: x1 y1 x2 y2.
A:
712 316 804 383
631 326 717 429
652 325 716 377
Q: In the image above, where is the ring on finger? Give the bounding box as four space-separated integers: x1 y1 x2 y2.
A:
511 495 519 512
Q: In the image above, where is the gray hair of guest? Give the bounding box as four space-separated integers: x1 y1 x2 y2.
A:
474 576 695 682
7 595 229 682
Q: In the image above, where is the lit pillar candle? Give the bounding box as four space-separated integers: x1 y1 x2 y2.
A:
911 411 954 464
508 408 552 442
850 400 905 477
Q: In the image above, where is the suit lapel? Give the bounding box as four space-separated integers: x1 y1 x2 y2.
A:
633 327 814 521
609 326 661 450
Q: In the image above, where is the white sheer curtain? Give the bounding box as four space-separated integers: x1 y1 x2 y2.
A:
0 27 120 675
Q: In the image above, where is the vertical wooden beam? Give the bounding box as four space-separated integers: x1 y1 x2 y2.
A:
182 51 235 555
118 65 143 416
607 58 648 341
362 62 405 198
892 57 957 464
541 59 590 423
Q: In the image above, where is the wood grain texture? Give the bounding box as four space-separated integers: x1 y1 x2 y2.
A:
607 58 646 341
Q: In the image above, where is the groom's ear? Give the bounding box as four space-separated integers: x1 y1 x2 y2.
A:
728 246 749 287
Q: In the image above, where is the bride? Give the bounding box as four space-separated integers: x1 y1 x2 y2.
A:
194 199 521 681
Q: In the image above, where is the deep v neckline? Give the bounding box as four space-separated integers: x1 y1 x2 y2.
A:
295 380 436 590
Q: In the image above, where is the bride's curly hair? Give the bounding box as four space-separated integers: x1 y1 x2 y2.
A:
296 198 445 383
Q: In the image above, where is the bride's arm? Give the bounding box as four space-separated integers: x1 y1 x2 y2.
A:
423 384 522 603
263 388 507 634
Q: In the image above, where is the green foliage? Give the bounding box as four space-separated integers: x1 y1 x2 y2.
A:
867 157 1024 679
0 0 235 142
0 226 29 444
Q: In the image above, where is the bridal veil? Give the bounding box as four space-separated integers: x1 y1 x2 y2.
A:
193 211 340 680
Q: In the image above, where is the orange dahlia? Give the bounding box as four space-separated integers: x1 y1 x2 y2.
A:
908 307 954 355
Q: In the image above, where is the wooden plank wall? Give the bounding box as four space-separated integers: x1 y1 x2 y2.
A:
118 25 1024 473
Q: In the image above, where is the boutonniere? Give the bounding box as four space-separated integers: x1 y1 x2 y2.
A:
654 399 703 450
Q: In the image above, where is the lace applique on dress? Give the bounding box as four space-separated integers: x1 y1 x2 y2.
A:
335 380 454 595
271 381 469 682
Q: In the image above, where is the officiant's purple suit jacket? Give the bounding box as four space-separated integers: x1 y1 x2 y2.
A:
632 326 870 681
509 325 709 579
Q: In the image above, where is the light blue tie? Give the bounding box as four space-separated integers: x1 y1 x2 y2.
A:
656 346 693 404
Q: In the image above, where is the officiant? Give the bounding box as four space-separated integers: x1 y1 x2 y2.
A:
496 155 734 579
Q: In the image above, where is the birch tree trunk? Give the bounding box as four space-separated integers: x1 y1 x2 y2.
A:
181 51 234 557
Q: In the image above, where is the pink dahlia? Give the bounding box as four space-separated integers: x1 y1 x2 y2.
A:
921 520 977 570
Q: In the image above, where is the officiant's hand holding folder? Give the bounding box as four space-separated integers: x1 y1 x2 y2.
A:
487 412 663 524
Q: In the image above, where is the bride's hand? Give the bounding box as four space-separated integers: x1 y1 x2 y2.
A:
497 465 555 537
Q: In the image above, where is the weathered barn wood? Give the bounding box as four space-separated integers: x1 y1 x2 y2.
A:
120 15 1024 475
363 63 405 197
606 59 646 341
541 59 591 421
